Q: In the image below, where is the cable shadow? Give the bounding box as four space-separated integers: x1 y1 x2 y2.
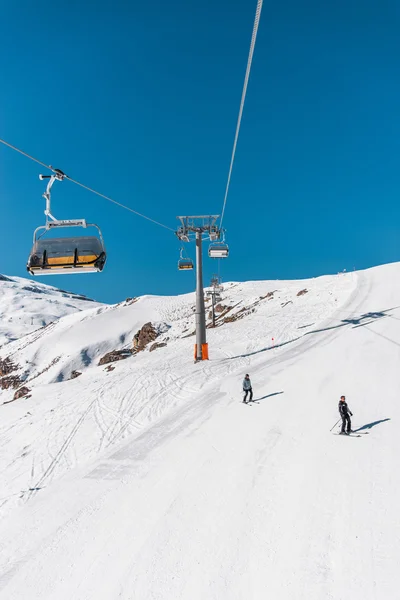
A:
354 418 391 432
253 391 284 402
228 306 400 360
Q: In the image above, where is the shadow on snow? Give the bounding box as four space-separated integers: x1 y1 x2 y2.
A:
354 419 391 432
228 306 400 360
252 391 284 402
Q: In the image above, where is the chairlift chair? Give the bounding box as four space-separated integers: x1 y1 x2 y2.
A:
27 172 107 276
177 247 194 271
208 242 229 259
178 258 194 271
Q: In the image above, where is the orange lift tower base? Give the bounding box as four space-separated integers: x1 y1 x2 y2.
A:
194 343 209 361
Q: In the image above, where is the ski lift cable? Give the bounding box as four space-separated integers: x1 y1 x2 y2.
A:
219 0 264 229
0 136 175 232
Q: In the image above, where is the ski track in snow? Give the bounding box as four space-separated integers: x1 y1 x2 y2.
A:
0 265 399 599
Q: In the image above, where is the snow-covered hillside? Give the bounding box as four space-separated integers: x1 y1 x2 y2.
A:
0 273 101 346
0 274 352 391
0 263 399 600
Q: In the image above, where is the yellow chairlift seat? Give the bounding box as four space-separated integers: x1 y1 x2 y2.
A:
27 235 106 276
178 258 194 271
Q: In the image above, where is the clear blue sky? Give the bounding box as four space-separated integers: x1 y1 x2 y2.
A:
1 0 400 303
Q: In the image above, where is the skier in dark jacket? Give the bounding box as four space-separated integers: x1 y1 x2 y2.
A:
339 395 353 434
243 374 253 403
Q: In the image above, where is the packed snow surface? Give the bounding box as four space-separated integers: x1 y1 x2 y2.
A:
0 264 399 599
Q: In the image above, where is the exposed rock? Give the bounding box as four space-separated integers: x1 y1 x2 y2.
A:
297 289 308 297
260 290 276 300
0 374 22 390
70 370 82 379
0 357 18 377
105 365 115 372
215 303 228 313
224 306 254 323
149 342 167 352
13 386 31 400
98 349 132 366
133 322 159 352
281 300 293 308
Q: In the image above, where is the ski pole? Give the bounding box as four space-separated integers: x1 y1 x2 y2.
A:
330 418 341 432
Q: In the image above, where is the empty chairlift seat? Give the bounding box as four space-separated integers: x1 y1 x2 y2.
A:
27 236 107 276
208 243 229 259
178 258 194 270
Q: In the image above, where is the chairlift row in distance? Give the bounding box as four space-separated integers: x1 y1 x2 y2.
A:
178 239 229 271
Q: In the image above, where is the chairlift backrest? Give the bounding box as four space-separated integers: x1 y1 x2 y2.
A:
208 243 229 259
27 231 106 276
178 258 194 271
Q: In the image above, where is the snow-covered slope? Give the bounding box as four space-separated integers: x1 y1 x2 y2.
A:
0 274 352 391
0 264 399 600
0 273 102 346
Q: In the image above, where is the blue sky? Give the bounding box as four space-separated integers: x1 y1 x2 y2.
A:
1 0 400 303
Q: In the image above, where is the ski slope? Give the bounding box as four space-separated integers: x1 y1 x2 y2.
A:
0 263 399 599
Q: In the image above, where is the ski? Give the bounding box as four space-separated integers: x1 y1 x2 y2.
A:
333 433 362 438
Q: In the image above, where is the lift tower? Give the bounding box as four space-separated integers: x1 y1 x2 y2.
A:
176 216 221 361
206 275 223 328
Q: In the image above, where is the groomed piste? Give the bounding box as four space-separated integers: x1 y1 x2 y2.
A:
0 262 399 599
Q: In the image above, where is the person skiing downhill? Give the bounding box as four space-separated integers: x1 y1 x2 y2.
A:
339 395 353 434
242 374 253 403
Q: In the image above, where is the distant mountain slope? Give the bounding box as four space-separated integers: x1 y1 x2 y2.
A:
0 275 354 392
0 273 103 346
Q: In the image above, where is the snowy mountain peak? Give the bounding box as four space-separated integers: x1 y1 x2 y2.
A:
0 272 103 347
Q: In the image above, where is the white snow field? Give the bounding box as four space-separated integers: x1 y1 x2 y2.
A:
0 273 101 346
0 263 399 599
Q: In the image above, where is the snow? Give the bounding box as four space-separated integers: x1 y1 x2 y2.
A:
0 273 102 346
0 263 399 599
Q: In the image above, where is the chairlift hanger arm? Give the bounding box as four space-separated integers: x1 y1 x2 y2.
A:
39 169 66 224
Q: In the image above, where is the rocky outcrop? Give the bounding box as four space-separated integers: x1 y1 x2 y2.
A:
297 289 308 297
0 375 22 390
215 304 228 313
281 300 293 308
260 290 276 300
0 357 17 377
13 386 31 400
70 370 82 379
223 306 256 324
149 342 167 352
98 349 132 366
133 322 159 352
